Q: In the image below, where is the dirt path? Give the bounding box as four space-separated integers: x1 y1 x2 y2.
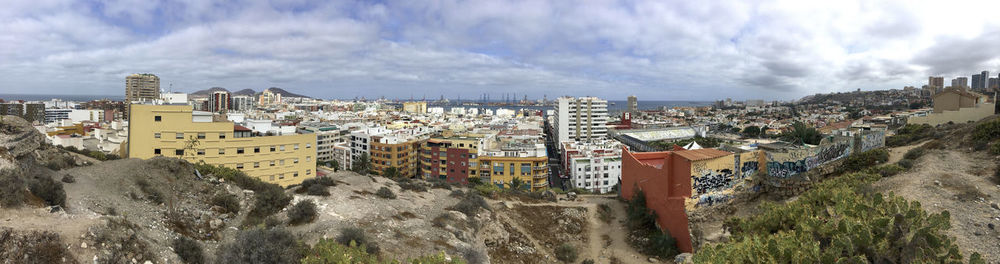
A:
871 150 1000 263
887 140 928 164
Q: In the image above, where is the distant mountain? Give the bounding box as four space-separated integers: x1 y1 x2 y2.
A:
190 87 229 98
232 89 256 96
263 87 310 98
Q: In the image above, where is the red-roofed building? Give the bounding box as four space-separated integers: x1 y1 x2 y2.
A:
620 147 763 253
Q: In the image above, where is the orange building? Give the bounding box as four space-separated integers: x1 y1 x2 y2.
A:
620 146 762 253
370 135 424 178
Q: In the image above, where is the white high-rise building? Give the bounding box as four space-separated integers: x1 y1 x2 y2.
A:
554 96 609 143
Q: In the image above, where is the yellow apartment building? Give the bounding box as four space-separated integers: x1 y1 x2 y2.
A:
370 135 424 178
402 102 427 113
126 104 317 186
475 155 548 191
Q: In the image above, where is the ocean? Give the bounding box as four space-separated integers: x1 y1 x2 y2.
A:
0 94 123 102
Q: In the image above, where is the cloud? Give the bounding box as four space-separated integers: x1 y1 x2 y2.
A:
2 0 1000 100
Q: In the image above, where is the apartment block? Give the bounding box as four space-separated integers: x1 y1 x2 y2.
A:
472 129 549 191
402 101 427 113
210 91 231 112
126 104 317 187
561 140 622 194
421 135 485 184
370 134 425 178
125 73 160 102
553 96 609 143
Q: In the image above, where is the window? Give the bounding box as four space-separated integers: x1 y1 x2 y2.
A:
306 143 311 148
176 133 184 139
278 173 285 179
293 172 299 177
269 161 275 166
269 175 275 181
197 149 205 155
254 162 260 168
154 116 161 122
237 148 244 154
270 146 276 152
236 163 243 169
219 148 225 155
197 133 206 139
294 144 299 150
280 159 285 165
219 133 226 139
254 147 260 153
154 133 160 139
154 149 161 155
306 156 311 161
306 169 311 175
293 159 299 164
175 149 184 156
280 145 285 151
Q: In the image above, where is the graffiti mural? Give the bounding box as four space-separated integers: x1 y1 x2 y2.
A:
767 160 809 178
695 193 733 207
740 161 759 179
814 142 851 165
691 169 734 195
860 131 885 152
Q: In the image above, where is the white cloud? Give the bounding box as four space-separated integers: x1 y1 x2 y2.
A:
3 0 1000 100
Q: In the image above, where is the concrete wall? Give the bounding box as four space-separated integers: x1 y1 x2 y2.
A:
621 150 694 253
909 103 994 126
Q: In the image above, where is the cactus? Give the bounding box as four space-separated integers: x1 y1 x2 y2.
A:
695 172 975 263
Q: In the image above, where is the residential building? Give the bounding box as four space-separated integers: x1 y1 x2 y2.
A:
0 103 24 118
125 73 160 102
627 95 638 114
210 91 231 112
126 104 317 187
23 103 45 123
928 76 944 90
421 135 485 184
403 101 428 113
259 89 282 106
931 88 985 113
980 71 990 90
561 140 622 194
952 77 968 89
972 74 982 90
553 96 609 143
232 95 256 111
44 109 103 123
160 92 188 104
473 129 549 191
370 133 425 178
989 77 999 90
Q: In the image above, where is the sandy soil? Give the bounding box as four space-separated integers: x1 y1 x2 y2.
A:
871 149 1000 263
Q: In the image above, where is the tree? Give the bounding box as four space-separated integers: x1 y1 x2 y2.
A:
382 166 400 178
781 122 823 145
741 126 761 138
351 153 371 174
509 178 525 191
331 160 340 172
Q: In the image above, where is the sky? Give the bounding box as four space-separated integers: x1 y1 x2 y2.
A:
4 0 1000 101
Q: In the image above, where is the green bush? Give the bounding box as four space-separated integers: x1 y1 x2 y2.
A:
990 143 1000 155
697 173 971 263
581 259 595 264
30 176 66 207
867 164 904 177
216 228 302 264
973 119 1000 142
838 148 889 174
287 200 317 225
903 148 926 160
897 159 915 170
376 187 396 199
887 124 934 147
624 188 679 258
336 227 379 255
554 243 578 263
0 170 26 207
172 236 204 264
301 238 463 264
306 184 330 196
398 179 429 192
198 163 292 225
211 193 240 214
450 192 489 217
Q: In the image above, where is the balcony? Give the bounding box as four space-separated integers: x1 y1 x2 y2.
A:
532 182 547 188
533 166 547 170
533 174 547 180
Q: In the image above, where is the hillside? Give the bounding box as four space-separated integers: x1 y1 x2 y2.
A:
189 87 229 98
263 87 310 98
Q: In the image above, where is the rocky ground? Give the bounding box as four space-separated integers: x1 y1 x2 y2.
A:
872 149 1000 263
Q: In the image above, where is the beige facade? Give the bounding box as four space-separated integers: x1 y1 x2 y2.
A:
126 104 317 187
932 88 985 113
402 102 427 113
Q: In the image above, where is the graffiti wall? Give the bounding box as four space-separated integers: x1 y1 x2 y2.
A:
688 151 763 208
859 130 885 153
765 139 853 179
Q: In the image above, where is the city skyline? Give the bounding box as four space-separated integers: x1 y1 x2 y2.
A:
5 1 1000 100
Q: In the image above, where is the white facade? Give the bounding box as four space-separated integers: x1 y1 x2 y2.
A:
160 92 188 104
561 140 622 194
554 96 609 143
